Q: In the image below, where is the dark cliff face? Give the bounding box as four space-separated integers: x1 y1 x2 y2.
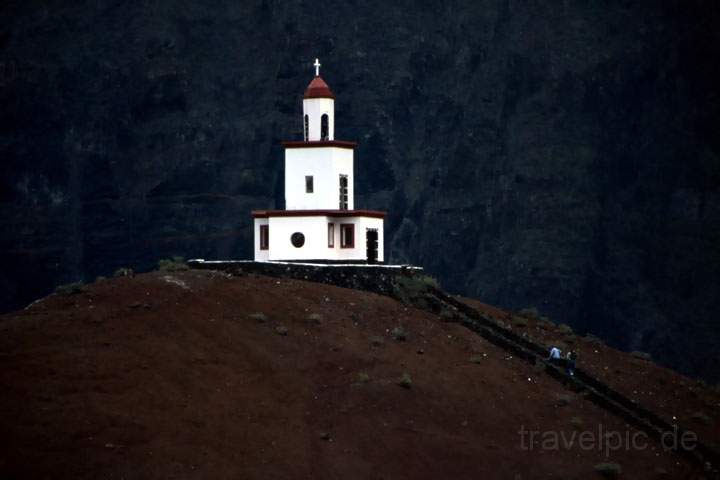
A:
1 1 718 380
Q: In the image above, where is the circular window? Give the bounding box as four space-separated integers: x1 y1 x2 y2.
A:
290 232 305 248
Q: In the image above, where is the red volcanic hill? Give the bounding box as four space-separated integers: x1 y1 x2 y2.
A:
0 269 718 479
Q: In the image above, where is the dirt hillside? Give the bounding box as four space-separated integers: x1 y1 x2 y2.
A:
0 270 716 479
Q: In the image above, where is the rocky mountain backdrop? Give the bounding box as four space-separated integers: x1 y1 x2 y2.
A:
1 1 719 381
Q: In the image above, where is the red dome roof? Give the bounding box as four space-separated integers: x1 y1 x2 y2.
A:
303 75 335 99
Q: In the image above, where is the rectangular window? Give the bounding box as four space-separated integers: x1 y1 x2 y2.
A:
340 224 354 248
339 174 348 210
305 175 314 193
328 223 335 248
259 224 269 250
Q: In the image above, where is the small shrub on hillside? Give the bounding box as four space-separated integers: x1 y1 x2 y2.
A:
417 274 440 289
537 316 555 329
369 336 385 347
398 372 412 389
569 416 584 429
95 276 106 282
249 312 268 323
357 372 370 384
557 324 573 334
158 256 188 272
55 282 84 296
519 307 539 319
469 355 484 364
113 267 134 278
275 325 288 336
631 351 652 361
584 334 603 345
439 309 455 321
306 313 323 325
391 274 440 305
512 316 529 328
390 326 408 341
594 462 622 477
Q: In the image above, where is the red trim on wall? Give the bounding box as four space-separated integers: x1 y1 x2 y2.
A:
340 223 355 249
252 209 386 219
282 140 357 149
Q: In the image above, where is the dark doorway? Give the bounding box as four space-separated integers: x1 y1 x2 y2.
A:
366 228 378 264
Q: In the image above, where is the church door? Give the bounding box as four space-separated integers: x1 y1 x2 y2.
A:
366 228 378 264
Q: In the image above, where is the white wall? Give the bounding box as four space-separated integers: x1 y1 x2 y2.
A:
268 215 333 261
303 97 334 141
253 218 269 261
285 147 354 210
262 215 384 262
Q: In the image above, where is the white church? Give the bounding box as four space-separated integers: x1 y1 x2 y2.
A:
252 59 386 263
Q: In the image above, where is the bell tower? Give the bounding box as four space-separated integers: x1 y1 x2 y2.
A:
251 58 386 264
284 60 353 211
302 58 335 141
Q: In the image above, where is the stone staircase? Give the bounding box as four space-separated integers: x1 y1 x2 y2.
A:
422 285 719 475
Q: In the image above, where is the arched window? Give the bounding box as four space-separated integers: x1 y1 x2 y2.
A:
320 114 329 141
304 115 309 141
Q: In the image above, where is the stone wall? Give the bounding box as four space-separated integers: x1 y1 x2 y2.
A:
188 260 423 297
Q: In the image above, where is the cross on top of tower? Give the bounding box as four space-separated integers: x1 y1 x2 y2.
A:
313 58 321 76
